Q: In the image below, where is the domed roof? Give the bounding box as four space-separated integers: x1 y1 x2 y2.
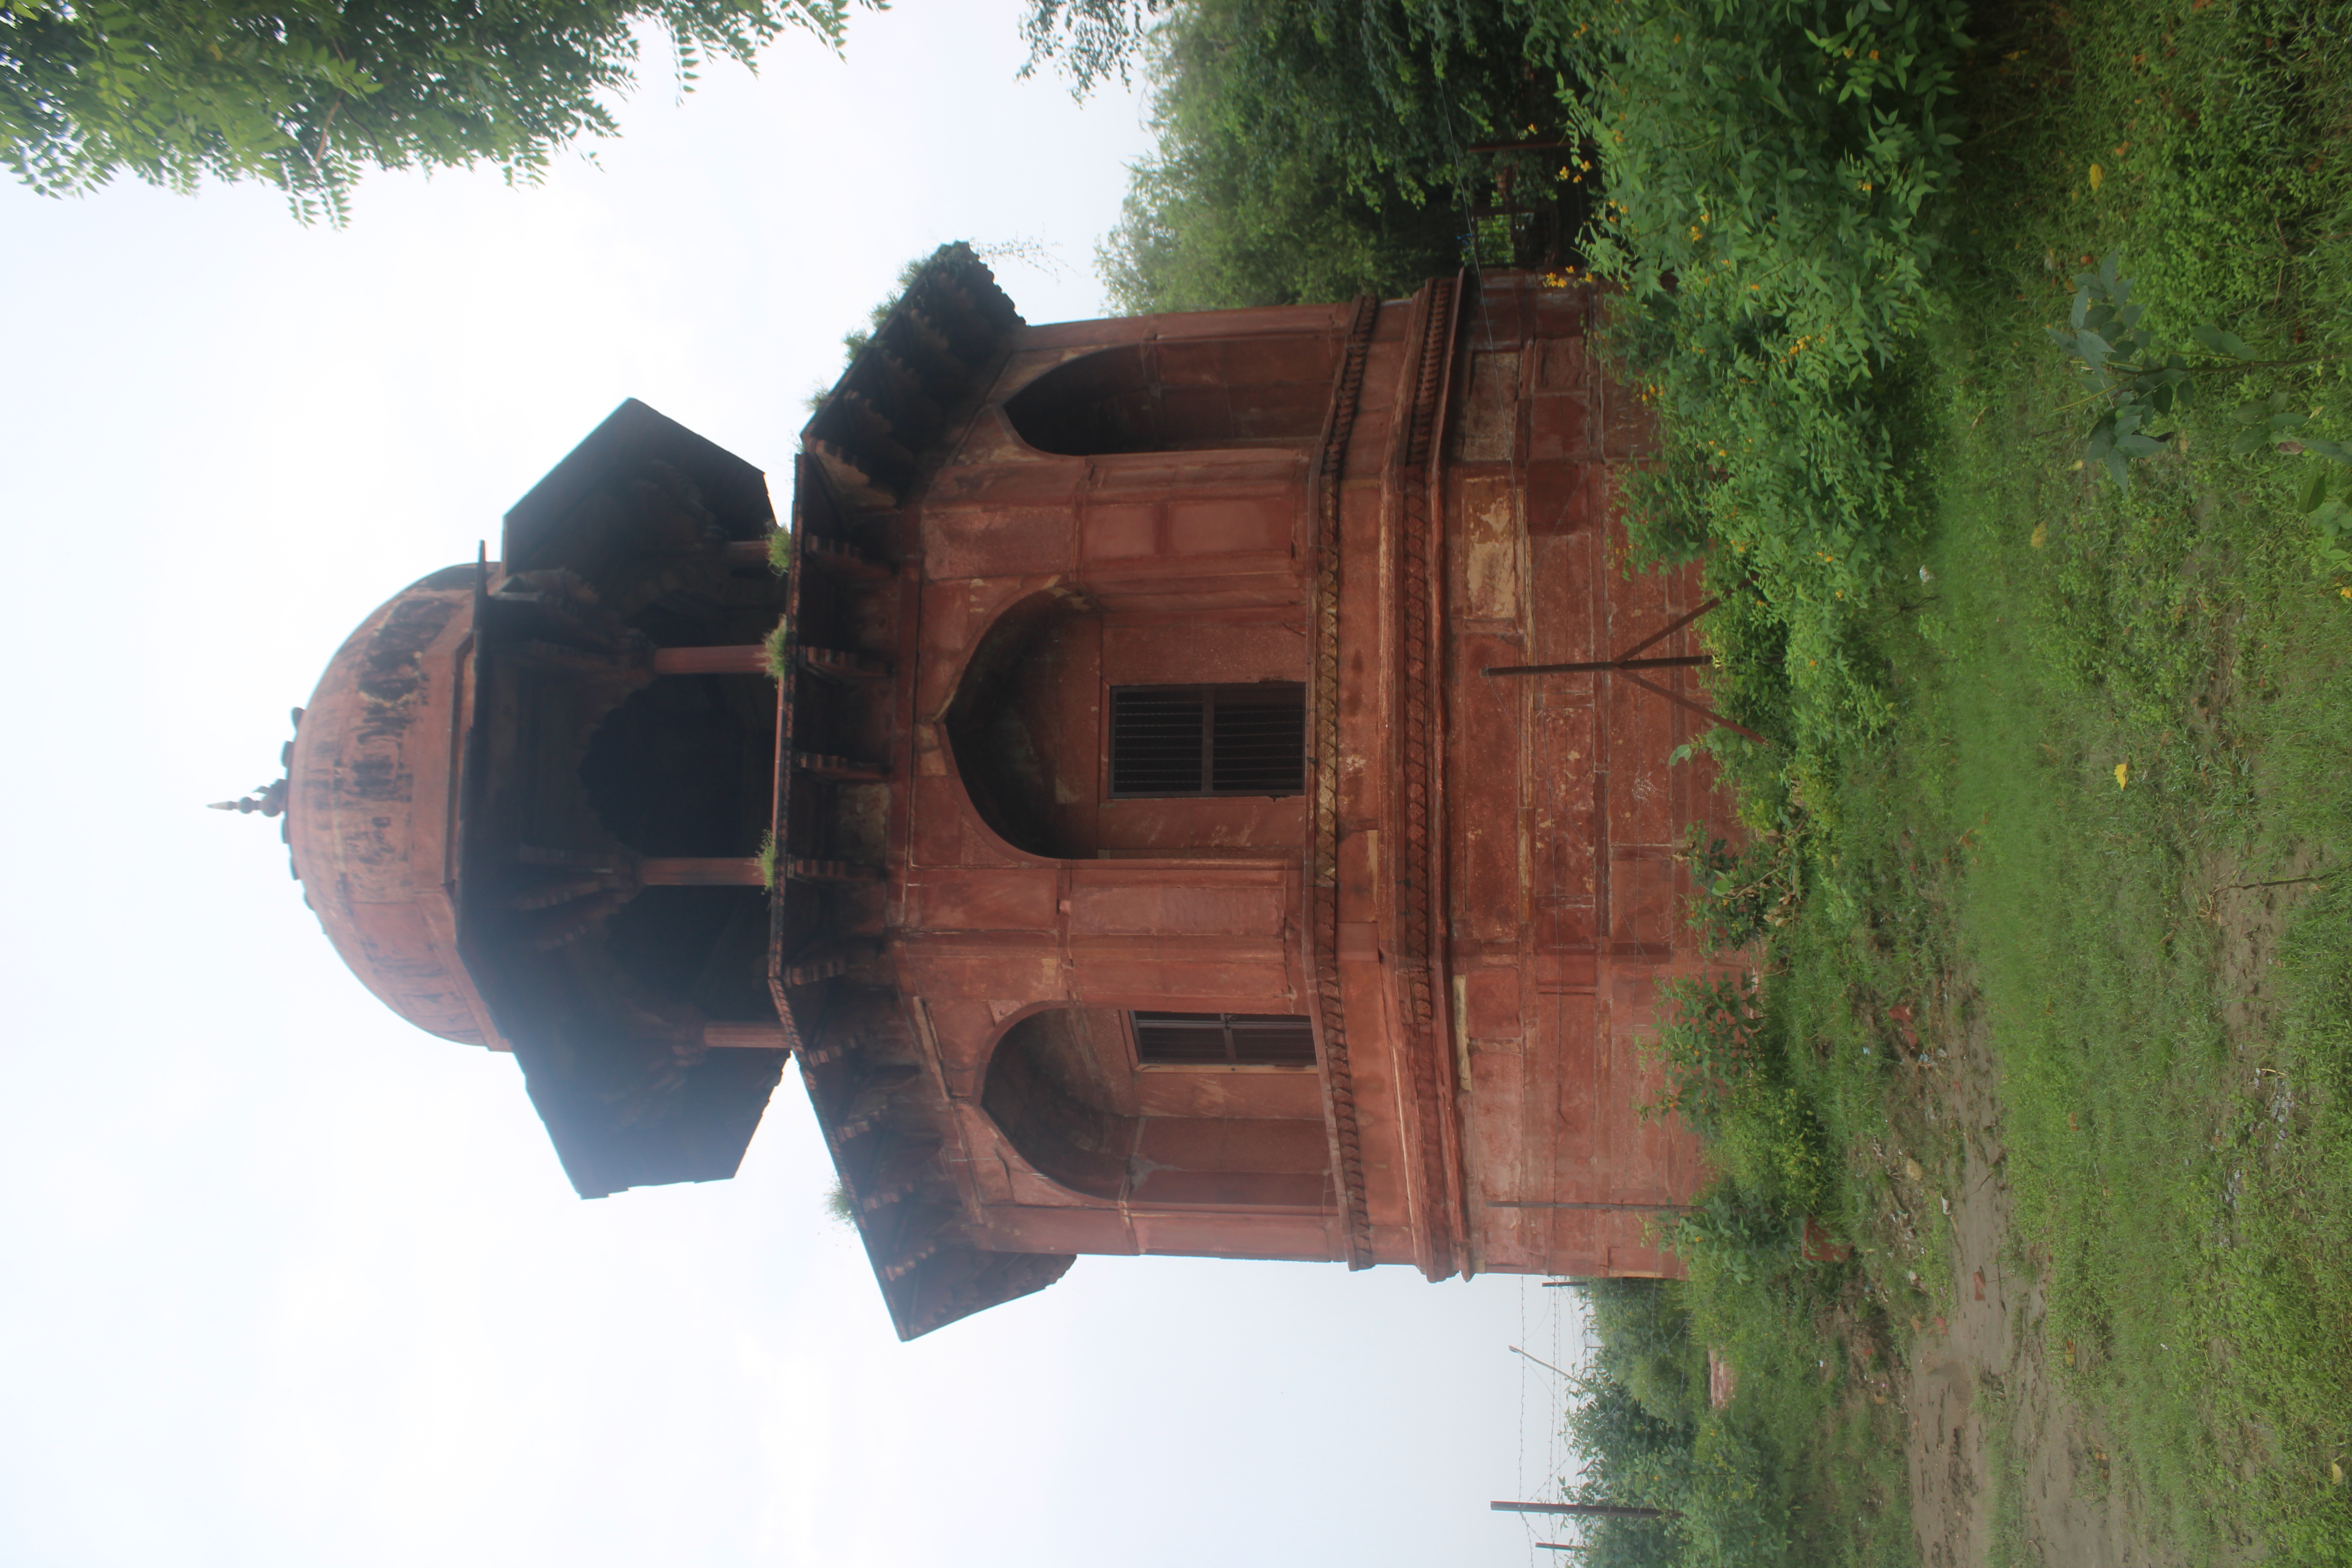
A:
288 563 511 1050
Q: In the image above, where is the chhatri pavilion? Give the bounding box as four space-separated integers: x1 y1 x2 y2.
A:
221 248 1736 1338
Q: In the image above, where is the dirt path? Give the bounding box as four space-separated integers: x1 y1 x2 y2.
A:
1901 982 2181 1568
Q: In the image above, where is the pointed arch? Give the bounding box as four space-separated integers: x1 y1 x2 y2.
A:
1004 341 1333 456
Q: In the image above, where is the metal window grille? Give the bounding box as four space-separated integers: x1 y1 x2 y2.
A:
1109 683 1305 798
1132 1011 1317 1066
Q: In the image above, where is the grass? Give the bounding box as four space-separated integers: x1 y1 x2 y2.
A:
1559 0 2352 1559
1908 361 2352 1555
1882 0 2352 1553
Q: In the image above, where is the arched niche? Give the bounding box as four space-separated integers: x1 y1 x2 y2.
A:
980 1008 1135 1201
1004 340 1333 456
942 590 1312 863
941 592 1091 860
980 1006 1334 1211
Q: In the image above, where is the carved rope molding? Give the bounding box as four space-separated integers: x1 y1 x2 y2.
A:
1309 295 1381 1270
1395 277 1461 1278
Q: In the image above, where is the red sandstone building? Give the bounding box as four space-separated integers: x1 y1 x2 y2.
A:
238 250 1735 1338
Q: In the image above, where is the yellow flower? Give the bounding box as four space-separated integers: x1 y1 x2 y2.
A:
2114 762 2130 789
2089 163 2105 191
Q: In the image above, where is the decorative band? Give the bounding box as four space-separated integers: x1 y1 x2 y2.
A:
1308 295 1381 1270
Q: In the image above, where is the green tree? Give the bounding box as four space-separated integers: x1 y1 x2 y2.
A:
1091 0 1546 312
1018 0 1166 95
1562 1361 1695 1568
1 0 864 221
1098 94 1467 312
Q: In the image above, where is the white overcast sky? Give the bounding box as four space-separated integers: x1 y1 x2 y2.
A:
0 5 1585 1564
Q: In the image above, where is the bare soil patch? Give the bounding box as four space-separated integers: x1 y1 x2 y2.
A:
2202 843 2329 1046
1901 980 2195 1568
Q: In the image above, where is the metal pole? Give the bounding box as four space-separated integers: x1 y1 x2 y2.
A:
1614 666 1771 746
1484 597 1726 676
1484 654 1709 677
1492 1501 1681 1521
1614 595 1723 661
1485 1200 1695 1213
1510 1345 1573 1379
1477 592 1771 746
1486 1213 1693 1222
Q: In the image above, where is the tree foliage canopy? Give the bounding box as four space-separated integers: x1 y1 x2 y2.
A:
1090 0 1547 314
0 0 864 220
1018 0 1166 95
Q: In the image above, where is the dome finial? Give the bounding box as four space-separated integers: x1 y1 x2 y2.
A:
207 779 289 817
209 709 301 818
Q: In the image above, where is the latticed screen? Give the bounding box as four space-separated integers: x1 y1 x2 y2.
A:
1109 684 1306 797
1132 1011 1317 1066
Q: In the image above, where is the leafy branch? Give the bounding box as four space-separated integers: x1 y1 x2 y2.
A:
2048 252 2352 573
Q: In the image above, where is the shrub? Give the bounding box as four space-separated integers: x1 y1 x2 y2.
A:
1564 1363 1697 1566
1675 1181 1804 1285
1645 971 1833 1235
1643 972 1767 1140
1677 824 1798 953
1566 1280 1797 1567
1519 0 1971 760
1586 1274 1703 1422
